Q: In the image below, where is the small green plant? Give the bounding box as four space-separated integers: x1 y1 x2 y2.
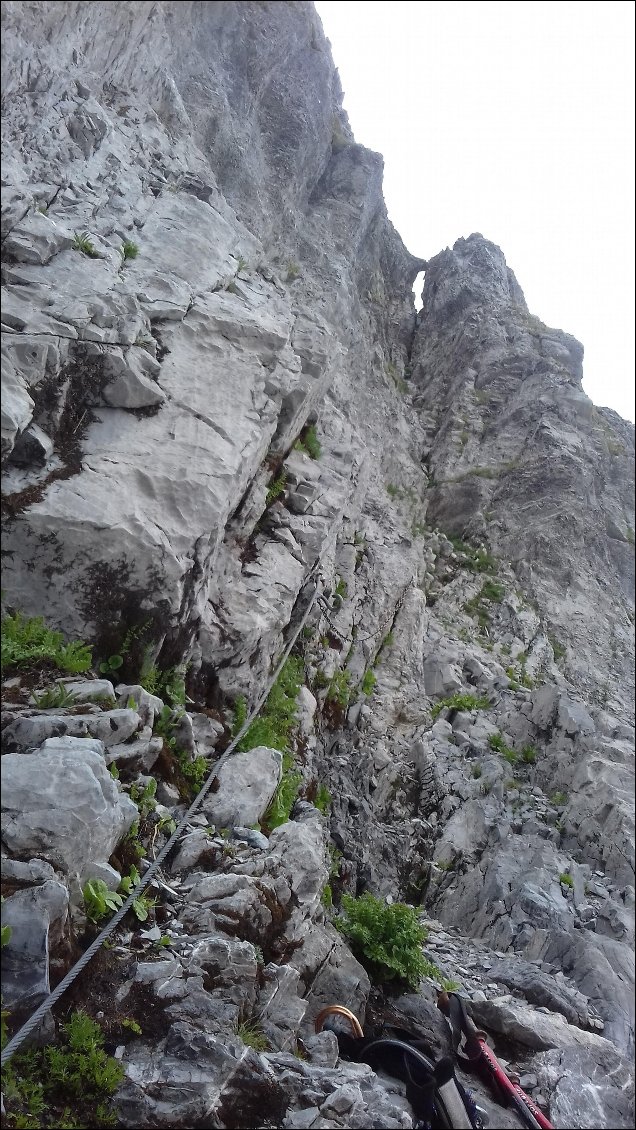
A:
559 872 574 888
82 879 124 923
236 1022 269 1052
334 576 347 600
361 669 376 696
72 230 100 257
502 747 518 765
321 883 333 908
386 483 400 499
551 791 568 807
521 744 537 764
471 764 483 779
439 978 461 992
157 814 176 835
99 653 124 676
130 777 157 817
236 255 248 272
176 751 208 798
295 424 322 459
2 924 12 947
449 538 497 575
286 261 300 282
314 784 332 814
2 1011 123 1128
431 693 490 721
32 684 77 709
326 668 351 708
337 893 432 990
237 656 303 753
328 844 342 878
480 580 505 603
131 894 156 922
627 526 635 545
265 471 287 506
467 465 496 479
263 766 302 831
549 634 566 662
118 866 141 896
121 1018 142 1035
1 613 92 675
120 239 139 262
233 695 248 735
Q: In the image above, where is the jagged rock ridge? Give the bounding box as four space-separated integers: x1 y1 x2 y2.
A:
1 3 634 1129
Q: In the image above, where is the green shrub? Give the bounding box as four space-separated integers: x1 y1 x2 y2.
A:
120 239 139 262
431 693 490 721
551 791 568 807
361 669 376 696
321 883 333 908
480 580 505 603
334 576 348 600
236 1022 269 1051
336 893 431 989
326 668 351 708
72 230 100 257
263 766 302 831
559 872 574 888
549 634 566 661
471 764 483 779
467 466 496 479
521 745 537 764
1 612 92 675
265 471 287 506
237 656 303 753
314 784 332 814
2 1010 123 1128
295 425 321 459
233 694 248 736
488 732 517 762
176 751 208 797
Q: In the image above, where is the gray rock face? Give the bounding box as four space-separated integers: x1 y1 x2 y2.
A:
1 880 69 1018
204 746 282 828
1 736 138 886
0 3 634 1129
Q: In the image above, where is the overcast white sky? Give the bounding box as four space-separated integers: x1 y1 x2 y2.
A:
315 1 635 423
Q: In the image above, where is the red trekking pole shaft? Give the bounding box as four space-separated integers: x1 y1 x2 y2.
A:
478 1039 554 1130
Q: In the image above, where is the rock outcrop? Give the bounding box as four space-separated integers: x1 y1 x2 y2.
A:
1 3 634 1129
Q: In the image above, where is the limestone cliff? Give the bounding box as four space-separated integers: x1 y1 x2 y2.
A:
1 4 634 1129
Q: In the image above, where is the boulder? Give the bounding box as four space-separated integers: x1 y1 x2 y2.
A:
1 736 138 885
204 746 282 828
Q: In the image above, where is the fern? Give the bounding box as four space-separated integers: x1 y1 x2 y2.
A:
337 894 433 990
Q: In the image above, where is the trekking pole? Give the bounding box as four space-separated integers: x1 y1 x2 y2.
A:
437 992 554 1130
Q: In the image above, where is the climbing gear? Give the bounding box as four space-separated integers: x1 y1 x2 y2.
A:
315 1004 364 1037
438 992 554 1130
316 1006 483 1129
